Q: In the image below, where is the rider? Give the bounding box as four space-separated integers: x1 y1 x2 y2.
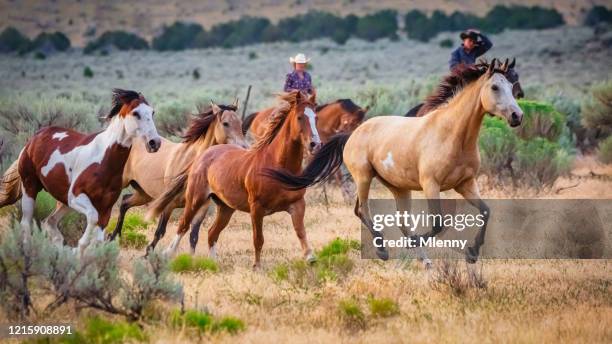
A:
284 53 316 95
449 29 493 70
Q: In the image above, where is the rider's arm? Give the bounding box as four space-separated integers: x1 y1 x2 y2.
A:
474 33 493 57
283 73 294 92
449 49 461 70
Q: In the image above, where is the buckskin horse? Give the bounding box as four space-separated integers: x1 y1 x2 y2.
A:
107 100 247 254
405 58 524 117
265 59 523 267
17 89 162 255
147 91 320 268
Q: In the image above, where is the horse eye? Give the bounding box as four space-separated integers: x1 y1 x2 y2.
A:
223 122 229 127
492 85 499 91
133 111 141 119
298 116 303 120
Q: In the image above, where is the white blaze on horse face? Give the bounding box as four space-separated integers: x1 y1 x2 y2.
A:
304 107 321 145
52 132 69 141
123 103 161 149
483 73 523 123
382 151 395 170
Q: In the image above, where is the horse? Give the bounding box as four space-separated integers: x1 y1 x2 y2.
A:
243 98 368 143
265 59 523 267
147 91 320 268
107 100 247 253
17 89 162 255
243 99 368 201
405 58 524 117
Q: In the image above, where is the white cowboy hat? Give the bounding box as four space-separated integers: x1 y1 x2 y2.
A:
289 53 311 64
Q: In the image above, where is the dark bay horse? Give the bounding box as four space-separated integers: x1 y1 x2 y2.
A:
405 58 524 117
18 89 161 254
107 101 247 253
266 60 523 267
147 91 321 268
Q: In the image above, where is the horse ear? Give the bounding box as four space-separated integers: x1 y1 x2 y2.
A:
308 90 316 104
210 100 221 115
487 58 496 76
232 97 239 108
363 105 371 113
509 58 516 69
500 58 509 72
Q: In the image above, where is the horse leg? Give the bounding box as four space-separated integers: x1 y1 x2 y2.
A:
109 190 151 241
390 188 433 268
42 202 70 245
249 204 265 270
206 203 235 260
70 194 102 256
19 185 38 245
353 174 388 260
454 178 490 264
288 198 315 263
164 193 210 257
410 179 444 267
187 204 212 255
145 209 170 255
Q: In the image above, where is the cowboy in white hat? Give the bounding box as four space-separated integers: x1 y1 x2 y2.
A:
284 53 315 95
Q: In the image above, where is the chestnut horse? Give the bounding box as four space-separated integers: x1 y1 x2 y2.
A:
147 91 320 268
18 89 161 254
107 101 247 253
243 98 368 143
405 58 524 117
266 59 523 267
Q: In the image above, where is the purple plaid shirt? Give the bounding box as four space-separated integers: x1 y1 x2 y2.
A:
283 71 313 93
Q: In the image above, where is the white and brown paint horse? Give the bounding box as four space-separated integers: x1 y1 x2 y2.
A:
266 59 523 266
18 89 161 254
107 101 248 253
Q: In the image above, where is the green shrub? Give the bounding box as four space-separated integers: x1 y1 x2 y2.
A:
119 230 148 249
317 237 359 258
153 22 204 51
479 116 518 178
515 138 573 189
72 316 147 344
515 100 566 142
34 51 46 60
581 80 612 135
106 213 149 234
368 297 400 318
597 136 612 164
584 6 612 26
0 27 31 53
170 309 245 334
84 31 149 54
338 299 366 329
355 10 398 42
439 38 453 48
170 254 219 273
83 66 94 78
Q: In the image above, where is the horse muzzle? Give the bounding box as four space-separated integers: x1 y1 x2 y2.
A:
146 137 162 153
509 111 523 128
309 141 322 154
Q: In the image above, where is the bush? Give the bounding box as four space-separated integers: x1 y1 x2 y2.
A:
597 136 612 164
152 22 204 51
195 16 271 48
515 100 566 142
170 309 245 334
431 260 487 296
106 213 149 233
0 27 31 53
368 297 400 318
338 299 366 329
584 6 612 27
355 10 398 42
581 80 612 135
84 31 149 54
170 254 219 273
28 32 71 53
83 66 94 78
65 316 147 343
515 138 573 189
439 38 453 48
479 116 518 179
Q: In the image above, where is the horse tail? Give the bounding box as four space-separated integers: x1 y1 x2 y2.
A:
146 171 188 221
263 133 350 190
0 158 23 208
242 112 258 135
404 103 424 117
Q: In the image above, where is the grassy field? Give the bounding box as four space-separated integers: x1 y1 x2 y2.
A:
0 26 611 342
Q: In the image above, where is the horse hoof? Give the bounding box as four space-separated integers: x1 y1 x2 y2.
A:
465 247 478 264
252 264 262 271
376 248 389 261
306 254 317 264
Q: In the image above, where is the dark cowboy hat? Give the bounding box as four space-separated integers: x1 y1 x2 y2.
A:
460 30 479 41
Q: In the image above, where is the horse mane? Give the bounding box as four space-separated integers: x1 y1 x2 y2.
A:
251 91 305 150
181 104 237 143
316 99 362 114
420 62 502 115
108 88 147 119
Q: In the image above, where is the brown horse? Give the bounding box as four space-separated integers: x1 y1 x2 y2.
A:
17 89 161 254
147 91 320 268
243 98 368 143
107 101 247 253
266 59 523 267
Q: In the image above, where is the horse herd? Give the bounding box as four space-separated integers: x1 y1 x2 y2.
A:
0 58 524 269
